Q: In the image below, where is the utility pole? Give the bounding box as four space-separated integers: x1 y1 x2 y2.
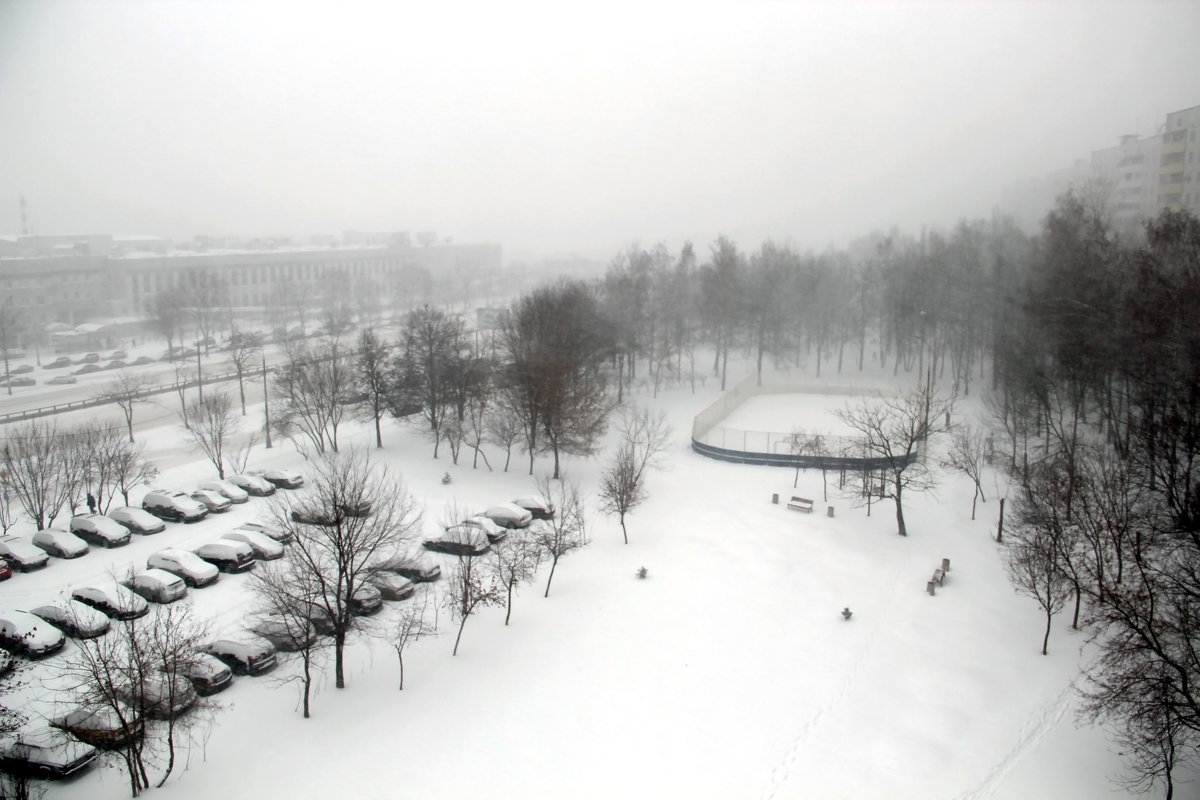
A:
261 348 272 448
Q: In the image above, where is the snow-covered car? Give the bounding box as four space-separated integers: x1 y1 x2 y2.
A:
130 355 155 366
147 549 219 588
0 728 98 779
481 502 533 529
31 528 90 559
197 479 249 504
50 706 144 750
190 488 232 513
30 600 111 639
365 571 416 601
71 584 150 621
0 560 11 581
0 610 67 658
234 521 293 545
203 635 278 675
194 539 256 573
513 494 556 520
142 490 208 523
248 467 304 489
220 528 285 560
108 506 166 535
345 583 383 616
423 525 491 556
122 569 188 604
43 356 72 369
461 514 509 544
72 363 101 376
186 653 233 696
115 675 197 720
251 617 319 652
1 375 35 388
46 374 77 385
70 513 132 547
0 536 50 571
375 550 441 582
227 473 276 497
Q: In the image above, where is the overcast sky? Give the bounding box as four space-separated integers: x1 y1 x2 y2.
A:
1 0 1197 261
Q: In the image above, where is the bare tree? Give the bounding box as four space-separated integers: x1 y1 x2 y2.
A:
786 429 831 499
354 326 393 448
144 291 183 354
250 558 328 718
532 473 588 597
181 392 238 478
443 549 501 656
834 385 953 536
392 306 468 459
596 406 671 544
263 448 421 688
391 589 437 688
942 423 990 520
490 528 541 625
485 395 524 472
226 330 263 416
272 342 349 456
2 419 69 529
96 372 155 443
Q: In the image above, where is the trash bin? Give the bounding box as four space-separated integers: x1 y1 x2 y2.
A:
827 506 835 518
771 493 779 505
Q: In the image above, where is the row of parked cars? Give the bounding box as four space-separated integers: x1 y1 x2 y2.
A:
420 495 553 556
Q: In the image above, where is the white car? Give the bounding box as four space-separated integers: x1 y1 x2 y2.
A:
122 569 188 604
0 536 50 571
461 514 508 544
147 548 219 588
142 490 208 523
194 539 256 573
108 506 167 535
190 489 232 514
221 529 285 560
0 610 67 658
71 584 149 621
234 521 293 545
374 549 441 582
513 494 556 520
481 502 533 529
365 571 416 601
248 467 304 489
30 601 111 639
423 525 491 556
227 474 276 497
197 479 249 504
70 514 132 547
31 528 90 559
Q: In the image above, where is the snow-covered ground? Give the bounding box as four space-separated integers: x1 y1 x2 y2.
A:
2 361 1180 799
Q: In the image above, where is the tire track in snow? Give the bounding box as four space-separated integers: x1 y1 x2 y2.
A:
951 676 1078 800
759 567 901 800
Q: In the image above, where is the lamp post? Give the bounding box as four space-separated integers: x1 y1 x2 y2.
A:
261 348 272 449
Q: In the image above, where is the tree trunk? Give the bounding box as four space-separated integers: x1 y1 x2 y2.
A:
334 630 346 688
620 514 628 545
453 614 469 656
1041 607 1052 655
997 497 1005 543
894 482 907 536
544 555 559 597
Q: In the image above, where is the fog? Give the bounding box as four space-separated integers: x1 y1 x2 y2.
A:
1 0 1196 261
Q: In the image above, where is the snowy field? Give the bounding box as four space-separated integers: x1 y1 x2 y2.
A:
2 363 1184 800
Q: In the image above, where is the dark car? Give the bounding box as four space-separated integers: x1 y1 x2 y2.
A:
0 729 98 779
115 675 196 720
102 359 127 370
203 636 278 675
9 364 33 375
50 707 144 750
375 550 441 582
194 540 256 574
187 653 233 696
422 525 490 556
30 600 111 639
1 376 35 388
71 584 150 621
248 468 303 490
70 513 133 548
72 363 102 376
0 560 10 581
227 474 276 497
130 355 155 366
43 356 72 370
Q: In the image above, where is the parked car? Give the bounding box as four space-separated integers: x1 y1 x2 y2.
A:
197 479 249 504
102 359 127 371
190 488 232 513
9 364 33 375
481 502 533 529
72 363 102 376
0 560 10 582
31 528 90 559
233 521 293 545
251 617 319 652
122 569 188 604
248 467 304 489
365 571 416 601
142 490 208 523
0 610 67 658
70 513 132 548
0 536 50 571
129 355 155 366
344 583 383 616
227 474 276 497
115 675 196 720
50 706 144 750
108 349 128 360
194 539 256 574
30 600 111 639
374 550 441 582
203 636 278 675
186 653 233 696
42 356 72 369
77 352 100 364
423 525 491 556
147 549 219 588
291 504 339 526
71 584 149 621
220 528 284 560
1 376 35 388
108 506 166 535
0 728 98 779
461 514 508 544
46 374 77 385
513 494 556 520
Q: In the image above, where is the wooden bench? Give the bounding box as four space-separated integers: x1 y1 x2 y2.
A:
787 496 815 513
